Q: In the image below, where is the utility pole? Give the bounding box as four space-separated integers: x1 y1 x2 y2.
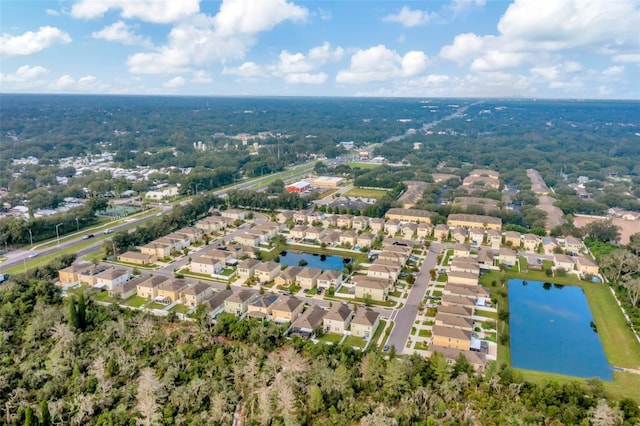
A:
55 223 63 246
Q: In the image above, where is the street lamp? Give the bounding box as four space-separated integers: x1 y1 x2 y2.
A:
75 217 79 232
260 165 267 177
27 228 33 248
193 183 201 196
55 223 64 246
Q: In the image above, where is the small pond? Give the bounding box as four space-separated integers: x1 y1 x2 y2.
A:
508 279 612 380
278 250 350 271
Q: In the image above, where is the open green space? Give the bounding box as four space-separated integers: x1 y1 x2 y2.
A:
344 187 389 199
317 333 343 344
346 162 381 170
170 304 191 314
124 295 147 308
343 335 365 348
418 329 432 338
370 319 386 346
146 302 166 310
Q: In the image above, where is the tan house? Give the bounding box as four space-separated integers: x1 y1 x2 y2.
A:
322 215 338 228
317 269 342 289
450 258 480 275
224 290 258 315
221 209 245 221
369 218 386 233
237 259 260 278
305 227 326 242
447 271 479 286
554 254 575 271
441 294 476 309
339 230 357 246
293 210 311 224
323 303 353 334
486 229 502 248
497 248 518 267
438 304 473 318
117 251 157 265
445 283 490 299
190 256 223 276
254 262 281 283
232 232 259 247
352 216 369 231
58 262 94 285
453 243 471 258
337 214 354 229
136 275 169 299
367 263 399 281
523 234 541 252
432 325 472 350
350 308 380 339
428 345 486 372
247 294 279 318
434 224 450 241
271 296 304 323
503 231 522 248
468 228 485 246
140 242 172 259
447 214 502 231
108 277 141 300
196 216 228 233
357 233 376 248
290 225 308 240
564 236 584 254
435 312 474 331
417 223 434 239
384 219 401 235
95 268 131 291
320 231 341 246
181 283 213 307
296 267 322 289
576 256 599 275
274 266 302 286
401 222 418 239
156 279 188 304
353 276 390 301
276 210 294 224
451 227 468 244
290 305 326 337
176 227 204 244
384 208 434 224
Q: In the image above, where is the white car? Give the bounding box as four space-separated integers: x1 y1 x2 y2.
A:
27 253 38 258
104 229 114 234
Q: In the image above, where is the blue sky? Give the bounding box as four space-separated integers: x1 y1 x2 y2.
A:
1 0 638 98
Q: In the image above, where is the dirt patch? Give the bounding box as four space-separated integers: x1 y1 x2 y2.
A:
573 215 640 245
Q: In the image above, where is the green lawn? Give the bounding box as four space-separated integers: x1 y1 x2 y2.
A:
170 304 191 314
475 310 498 319
347 162 382 170
418 329 432 338
344 187 389 199
370 319 386 346
124 295 147 308
317 333 343 344
146 302 166 310
343 335 366 348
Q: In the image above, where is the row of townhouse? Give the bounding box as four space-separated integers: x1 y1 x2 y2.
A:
190 246 247 275
59 263 134 290
288 225 378 248
234 222 283 247
240 260 344 290
195 215 234 233
135 275 213 307
138 227 204 259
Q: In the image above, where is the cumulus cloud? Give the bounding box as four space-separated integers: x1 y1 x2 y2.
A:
382 6 438 27
0 26 71 56
612 54 640 63
440 0 640 72
213 0 308 36
0 65 49 83
336 45 429 83
602 65 625 79
71 0 200 23
449 0 487 14
222 62 264 78
162 76 186 88
191 70 213 83
92 21 153 48
284 72 327 84
46 9 60 16
276 42 343 74
50 74 103 92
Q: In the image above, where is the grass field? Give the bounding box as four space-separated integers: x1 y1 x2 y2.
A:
371 319 386 347
343 335 366 348
347 162 381 170
344 187 389 199
318 333 343 344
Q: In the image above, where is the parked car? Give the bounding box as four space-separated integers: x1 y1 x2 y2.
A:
27 253 38 258
104 228 114 234
383 344 390 352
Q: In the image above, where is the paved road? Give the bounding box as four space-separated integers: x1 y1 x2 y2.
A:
385 242 442 354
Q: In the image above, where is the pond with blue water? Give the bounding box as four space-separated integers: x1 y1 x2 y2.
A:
508 279 612 380
278 250 349 271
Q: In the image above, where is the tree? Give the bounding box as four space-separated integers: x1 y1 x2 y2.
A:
584 220 621 244
24 406 36 426
68 296 79 329
363 293 373 307
76 292 86 331
40 400 51 426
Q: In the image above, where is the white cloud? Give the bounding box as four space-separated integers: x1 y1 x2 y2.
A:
46 9 60 16
71 0 200 24
284 72 327 84
449 0 486 14
0 26 71 56
50 74 103 92
439 33 488 63
0 65 49 83
213 0 308 37
382 6 437 27
602 65 625 78
336 45 429 83
277 42 343 74
92 21 153 48
222 62 264 78
163 76 186 88
191 70 212 83
612 54 640 63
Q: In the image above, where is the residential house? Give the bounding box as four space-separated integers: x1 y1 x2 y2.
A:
445 283 490 299
554 254 575 272
503 231 522 248
234 232 262 247
401 222 418 239
176 227 204 244
323 303 353 334
253 222 282 238
320 231 341 246
353 276 390 301
274 266 302 286
435 312 474 331
350 308 380 339
486 229 502 248
276 210 294 224
296 267 322 289
293 210 311 224
77 264 110 285
196 216 228 233
95 268 131 290
271 296 304 323
339 230 357 247
140 242 172 259
447 214 502 231
447 271 479 286
205 289 234 318
542 236 560 254
117 251 157 265
237 259 260 278
384 208 434 224
476 248 495 267
497 248 518 267
305 227 326 242
441 295 476 309
453 243 471 258
307 212 324 225
451 227 468 244
181 283 213 307
322 215 338 228
247 294 279 318
155 279 188 304
356 233 376 249
58 262 94 285
378 250 409 265
384 219 401 235
290 225 308 240
428 345 487 372
337 214 353 229
432 325 472 350
450 258 480 275
221 209 245 221
352 216 369 231
290 305 326 338
224 290 258 316
369 218 386 233
136 275 169 299
438 304 473 318
367 264 398 281
434 224 450 241
202 249 233 263
108 277 142 300
417 223 434 239
564 236 584 254
254 262 281 283
522 234 541 252
190 256 223 276
469 228 485 246
317 269 342 290
576 256 599 275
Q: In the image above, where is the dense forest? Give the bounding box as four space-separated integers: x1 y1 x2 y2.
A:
1 256 639 425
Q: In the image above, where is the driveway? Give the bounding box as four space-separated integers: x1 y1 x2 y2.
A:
385 242 442 353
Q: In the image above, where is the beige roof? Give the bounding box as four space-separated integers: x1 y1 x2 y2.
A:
137 275 169 288
448 214 502 226
96 268 129 280
181 283 210 296
255 261 280 272
60 261 94 273
351 308 379 326
324 303 352 322
447 271 479 282
319 269 341 280
352 276 390 290
432 325 472 341
292 305 326 330
226 289 257 304
205 290 234 311
297 267 322 279
576 256 598 267
118 251 155 261
238 258 260 269
191 256 222 266
278 266 303 281
442 295 476 307
158 279 188 293
272 296 303 313
428 344 486 366
385 208 434 219
435 312 474 329
445 283 489 298
438 304 473 317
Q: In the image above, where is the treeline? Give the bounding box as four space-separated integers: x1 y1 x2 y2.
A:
0 198 108 247
1 272 639 425
353 167 415 189
111 193 224 253
225 189 309 212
